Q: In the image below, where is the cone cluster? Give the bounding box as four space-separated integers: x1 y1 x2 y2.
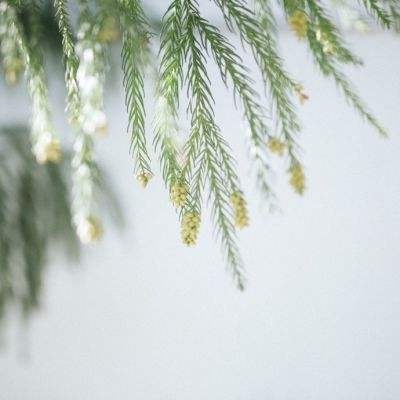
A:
289 164 305 194
136 172 152 188
170 181 188 207
288 11 308 39
181 212 200 246
230 192 249 229
267 137 285 156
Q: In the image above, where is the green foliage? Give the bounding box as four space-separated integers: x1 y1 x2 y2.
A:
54 0 80 122
154 0 185 192
0 126 79 326
120 0 153 177
306 26 387 136
0 126 121 330
217 0 301 164
184 0 246 288
0 0 395 289
191 2 274 201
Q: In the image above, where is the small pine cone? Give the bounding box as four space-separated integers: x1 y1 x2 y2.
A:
267 137 285 156
136 172 152 188
289 163 306 195
288 10 308 39
170 181 188 207
76 216 102 244
181 212 201 246
34 138 62 164
230 191 249 229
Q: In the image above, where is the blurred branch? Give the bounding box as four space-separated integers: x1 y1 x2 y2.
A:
0 125 122 333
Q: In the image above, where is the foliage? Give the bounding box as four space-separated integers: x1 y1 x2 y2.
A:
0 126 121 330
0 0 396 289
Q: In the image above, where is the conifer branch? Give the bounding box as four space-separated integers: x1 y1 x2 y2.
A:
216 0 301 164
189 6 275 200
71 8 106 243
2 1 60 163
54 0 80 123
306 25 387 136
119 0 153 178
154 0 185 192
0 0 394 290
360 0 392 28
304 0 363 65
183 0 245 288
122 32 152 177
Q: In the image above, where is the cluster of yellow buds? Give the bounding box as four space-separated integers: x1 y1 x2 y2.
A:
181 212 201 246
76 215 102 244
136 172 152 188
316 28 335 54
267 136 285 156
170 181 188 208
230 191 249 229
294 84 309 105
34 138 62 164
288 163 306 195
288 10 309 39
4 57 23 85
98 16 119 43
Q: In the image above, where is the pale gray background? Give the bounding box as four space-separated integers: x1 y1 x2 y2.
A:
0 19 400 400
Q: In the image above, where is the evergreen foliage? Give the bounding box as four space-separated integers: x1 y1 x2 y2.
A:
0 126 121 329
0 0 396 288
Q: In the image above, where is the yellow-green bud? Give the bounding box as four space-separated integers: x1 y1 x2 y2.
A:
288 11 308 39
289 163 306 195
136 172 152 188
267 137 285 156
181 212 201 246
230 191 249 229
170 181 188 207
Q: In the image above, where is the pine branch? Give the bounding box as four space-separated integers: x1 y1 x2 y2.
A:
17 169 45 314
3 1 59 161
122 32 152 177
189 7 275 201
204 136 246 290
54 0 80 123
183 0 245 288
306 27 387 136
71 9 106 243
360 0 392 28
278 0 387 136
254 0 277 35
154 0 185 191
119 0 152 178
305 0 363 65
216 0 301 163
